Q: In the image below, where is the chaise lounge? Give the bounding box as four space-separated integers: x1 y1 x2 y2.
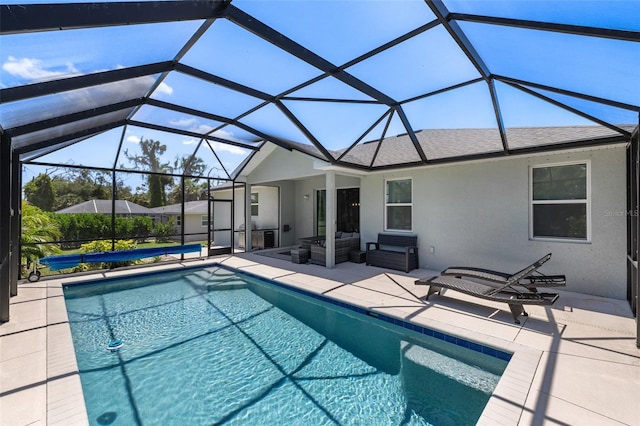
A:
441 253 566 292
415 275 559 324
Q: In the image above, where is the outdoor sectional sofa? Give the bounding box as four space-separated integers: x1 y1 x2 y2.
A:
309 232 360 265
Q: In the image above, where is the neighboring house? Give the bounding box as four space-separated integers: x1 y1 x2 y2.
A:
56 199 154 215
151 200 210 243
227 125 634 301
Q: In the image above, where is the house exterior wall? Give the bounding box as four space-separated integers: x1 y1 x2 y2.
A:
247 148 323 182
183 214 207 242
241 142 626 298
361 146 627 299
278 180 297 247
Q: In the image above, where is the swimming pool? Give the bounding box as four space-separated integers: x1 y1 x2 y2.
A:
63 265 509 425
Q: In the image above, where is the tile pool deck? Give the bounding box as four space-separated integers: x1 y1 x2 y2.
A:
1 253 639 425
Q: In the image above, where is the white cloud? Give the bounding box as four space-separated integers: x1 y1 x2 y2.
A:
169 118 197 127
2 56 80 81
194 124 215 134
156 81 173 96
210 141 248 156
126 135 141 144
168 118 214 135
182 138 198 145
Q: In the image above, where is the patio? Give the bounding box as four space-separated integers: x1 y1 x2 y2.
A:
0 1 639 424
1 254 638 425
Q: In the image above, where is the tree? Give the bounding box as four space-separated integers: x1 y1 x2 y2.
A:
167 179 209 204
166 155 208 204
51 169 111 210
175 155 206 177
20 201 61 264
123 139 174 207
23 173 56 211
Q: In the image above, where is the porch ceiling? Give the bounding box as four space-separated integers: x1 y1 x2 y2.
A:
1 1 639 178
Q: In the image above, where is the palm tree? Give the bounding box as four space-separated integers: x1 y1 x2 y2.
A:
21 201 61 267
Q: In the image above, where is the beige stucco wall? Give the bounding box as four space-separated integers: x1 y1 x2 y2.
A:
360 146 627 299
241 142 627 298
183 214 208 242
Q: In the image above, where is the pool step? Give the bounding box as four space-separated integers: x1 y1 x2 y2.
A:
400 340 499 394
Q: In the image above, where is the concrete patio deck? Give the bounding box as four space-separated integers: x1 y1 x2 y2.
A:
1 252 638 425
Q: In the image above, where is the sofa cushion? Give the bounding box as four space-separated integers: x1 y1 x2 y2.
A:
341 232 353 238
335 231 342 238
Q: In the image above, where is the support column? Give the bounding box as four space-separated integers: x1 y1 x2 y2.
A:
325 171 336 268
245 182 252 251
10 149 20 296
1 132 11 322
636 117 640 348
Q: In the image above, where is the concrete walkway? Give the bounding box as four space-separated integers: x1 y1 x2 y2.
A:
1 253 638 425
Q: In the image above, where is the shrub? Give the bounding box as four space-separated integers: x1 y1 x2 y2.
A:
125 216 153 242
52 213 154 246
155 219 177 243
52 213 111 248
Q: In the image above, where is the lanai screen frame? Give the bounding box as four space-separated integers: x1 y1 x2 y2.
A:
0 1 639 344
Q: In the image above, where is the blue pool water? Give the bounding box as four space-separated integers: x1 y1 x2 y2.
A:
63 265 508 425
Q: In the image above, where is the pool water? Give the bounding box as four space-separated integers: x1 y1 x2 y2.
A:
63 266 508 425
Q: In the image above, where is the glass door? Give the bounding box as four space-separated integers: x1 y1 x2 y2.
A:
315 188 360 235
337 188 360 232
316 190 326 236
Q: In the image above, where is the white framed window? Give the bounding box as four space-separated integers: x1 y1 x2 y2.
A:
251 192 259 216
201 215 209 227
175 216 182 227
385 178 412 231
530 161 590 242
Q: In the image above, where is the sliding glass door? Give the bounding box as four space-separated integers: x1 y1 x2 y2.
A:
315 188 360 236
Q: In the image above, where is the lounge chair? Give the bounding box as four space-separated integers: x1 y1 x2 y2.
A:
415 275 559 324
441 253 566 292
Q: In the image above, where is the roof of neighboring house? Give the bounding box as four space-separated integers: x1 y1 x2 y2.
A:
56 200 154 215
150 200 209 215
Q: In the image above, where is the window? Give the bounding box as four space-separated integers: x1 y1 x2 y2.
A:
530 162 589 241
385 178 412 231
251 192 259 216
201 215 209 227
175 216 182 227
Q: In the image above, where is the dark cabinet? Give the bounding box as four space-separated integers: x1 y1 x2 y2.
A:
239 230 275 249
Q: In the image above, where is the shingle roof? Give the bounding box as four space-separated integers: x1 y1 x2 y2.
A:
56 200 154 215
333 125 634 167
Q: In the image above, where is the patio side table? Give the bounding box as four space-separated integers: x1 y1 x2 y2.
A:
291 248 309 264
349 250 366 264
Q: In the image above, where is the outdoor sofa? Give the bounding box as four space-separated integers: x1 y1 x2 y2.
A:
309 232 360 265
366 233 419 273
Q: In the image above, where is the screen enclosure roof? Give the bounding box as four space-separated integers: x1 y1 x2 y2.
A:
1 0 639 179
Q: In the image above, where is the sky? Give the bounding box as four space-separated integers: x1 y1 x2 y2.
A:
2 0 639 188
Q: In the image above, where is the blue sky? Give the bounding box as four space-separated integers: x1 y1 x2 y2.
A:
3 0 639 189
